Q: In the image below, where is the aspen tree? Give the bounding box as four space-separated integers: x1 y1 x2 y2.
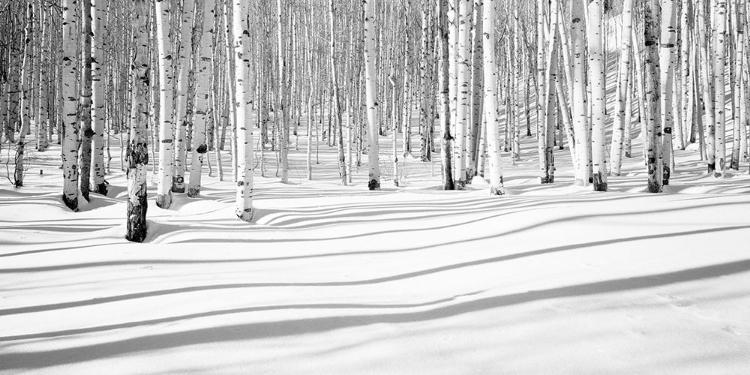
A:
78 0 93 199
36 5 50 152
418 0 430 162
589 0 607 191
155 0 174 208
448 0 459 180
731 0 744 169
91 0 108 195
455 0 472 189
660 0 678 185
61 0 80 210
645 0 663 192
173 0 195 193
363 0 380 190
234 0 253 222
468 0 483 179
126 0 151 243
329 0 346 185
539 0 559 184
188 0 215 197
698 0 716 172
571 0 590 187
14 3 33 187
714 0 728 177
278 0 289 184
679 0 692 152
610 0 634 176
438 0 455 190
482 0 503 195
400 1 412 158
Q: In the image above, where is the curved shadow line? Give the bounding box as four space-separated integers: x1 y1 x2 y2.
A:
2 225 748 316
1 259 748 369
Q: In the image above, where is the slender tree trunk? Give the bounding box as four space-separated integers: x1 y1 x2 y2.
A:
731 0 744 169
173 0 195 193
330 0 346 185
234 0 253 221
713 0 728 176
61 0 80 210
660 0 678 185
645 0 663 192
454 0 472 189
126 0 151 243
610 0 634 176
91 0 108 195
571 0 590 187
364 0 380 190
482 0 503 195
278 0 289 183
155 0 174 208
589 0 607 190
188 0 215 197
438 0 454 190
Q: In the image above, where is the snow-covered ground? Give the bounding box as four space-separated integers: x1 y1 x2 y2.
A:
2 121 750 374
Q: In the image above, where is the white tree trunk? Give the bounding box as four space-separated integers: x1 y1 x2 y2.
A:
571 0 590 187
610 0 634 176
173 0 195 193
645 0 663 192
660 0 677 185
589 0 607 191
482 0 504 195
714 0 728 176
155 0 174 208
188 0 214 197
234 0 253 222
61 0 80 210
364 0 380 190
91 0 108 195
126 0 151 243
455 0 473 189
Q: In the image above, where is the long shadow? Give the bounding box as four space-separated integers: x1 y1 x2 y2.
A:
3 224 748 315
1 258 748 370
0 291 484 342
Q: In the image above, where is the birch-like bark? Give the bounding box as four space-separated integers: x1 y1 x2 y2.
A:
571 0 590 187
91 0 108 195
679 0 691 151
645 0 663 192
61 0 80 210
589 0 607 191
278 0 289 183
155 0 174 208
713 0 728 176
482 0 503 195
126 0 151 243
455 0 472 189
187 0 215 197
364 0 380 190
14 3 34 187
234 0 253 222
731 0 744 169
660 0 677 185
468 0 483 180
610 0 634 176
330 0 346 185
172 0 195 193
438 0 454 190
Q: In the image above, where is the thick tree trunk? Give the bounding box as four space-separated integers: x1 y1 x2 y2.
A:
126 0 151 243
571 0 590 187
454 0 472 189
155 0 174 208
234 0 253 222
438 0 455 190
645 0 663 192
187 0 215 197
713 0 728 176
61 0 80 210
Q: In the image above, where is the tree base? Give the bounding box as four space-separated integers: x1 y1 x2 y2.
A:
593 172 607 191
94 182 109 196
236 208 253 223
368 179 380 191
663 166 671 186
156 192 173 209
455 179 466 191
490 186 505 195
62 193 78 212
171 176 185 193
187 187 201 198
126 195 148 243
